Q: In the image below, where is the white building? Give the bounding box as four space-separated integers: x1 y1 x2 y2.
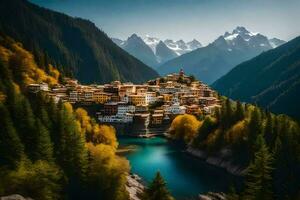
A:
145 92 157 104
165 103 186 115
69 91 78 102
98 113 133 123
117 104 135 115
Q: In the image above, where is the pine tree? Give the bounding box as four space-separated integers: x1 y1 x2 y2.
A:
264 112 274 149
247 107 262 157
0 103 24 168
143 172 174 200
34 119 54 162
56 103 88 197
235 101 244 122
17 98 36 159
243 135 274 200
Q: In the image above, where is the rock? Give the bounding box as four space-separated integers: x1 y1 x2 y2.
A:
0 194 33 200
126 174 145 200
199 192 226 200
186 147 246 176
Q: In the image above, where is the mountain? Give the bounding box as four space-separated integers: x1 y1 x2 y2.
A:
120 34 159 68
0 0 158 84
163 39 202 55
212 36 300 120
112 35 202 68
269 38 286 48
156 41 178 63
157 26 285 84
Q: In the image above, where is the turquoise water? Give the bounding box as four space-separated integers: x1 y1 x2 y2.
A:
119 137 240 199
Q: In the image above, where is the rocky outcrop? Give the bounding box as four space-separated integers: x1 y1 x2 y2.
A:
187 147 246 176
199 192 226 200
0 195 33 200
126 174 145 200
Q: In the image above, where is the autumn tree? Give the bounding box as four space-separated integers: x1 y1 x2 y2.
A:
169 114 201 144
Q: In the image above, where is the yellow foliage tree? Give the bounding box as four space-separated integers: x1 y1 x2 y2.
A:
75 107 118 150
92 125 118 150
169 114 201 143
0 35 58 87
225 120 248 144
86 143 130 200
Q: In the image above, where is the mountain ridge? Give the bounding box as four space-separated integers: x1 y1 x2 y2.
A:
212 35 300 120
157 26 285 84
112 34 202 68
0 0 158 84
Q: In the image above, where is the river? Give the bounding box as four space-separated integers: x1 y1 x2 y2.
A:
119 136 240 199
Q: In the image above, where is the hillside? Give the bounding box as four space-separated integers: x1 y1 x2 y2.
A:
212 36 300 120
158 27 284 84
0 0 158 84
0 33 130 200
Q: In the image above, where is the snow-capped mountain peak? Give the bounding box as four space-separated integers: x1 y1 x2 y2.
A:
214 26 285 51
143 35 160 53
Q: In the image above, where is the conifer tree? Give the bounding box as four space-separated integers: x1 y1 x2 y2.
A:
34 119 54 162
247 107 262 158
264 112 274 148
17 98 36 159
143 172 174 200
243 135 274 200
56 103 88 197
0 103 24 167
235 101 244 122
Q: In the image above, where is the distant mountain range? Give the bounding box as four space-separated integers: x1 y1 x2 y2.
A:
112 35 202 68
212 36 300 120
0 0 158 84
157 26 285 84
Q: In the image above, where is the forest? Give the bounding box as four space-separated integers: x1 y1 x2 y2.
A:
169 98 300 199
0 33 174 200
0 34 131 200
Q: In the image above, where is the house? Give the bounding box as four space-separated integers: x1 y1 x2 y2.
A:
69 90 78 103
28 83 49 93
117 104 135 115
165 103 186 115
151 113 164 125
145 92 157 104
128 94 146 105
93 92 112 104
103 102 118 115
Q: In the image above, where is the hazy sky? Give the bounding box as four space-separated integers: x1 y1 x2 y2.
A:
30 0 300 45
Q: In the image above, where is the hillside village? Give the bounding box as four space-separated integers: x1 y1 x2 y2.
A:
28 69 221 129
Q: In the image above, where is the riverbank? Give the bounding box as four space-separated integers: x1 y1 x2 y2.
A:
186 147 246 176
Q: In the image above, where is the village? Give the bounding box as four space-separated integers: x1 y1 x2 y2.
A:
28 69 221 129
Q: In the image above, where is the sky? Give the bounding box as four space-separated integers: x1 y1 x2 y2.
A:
30 0 300 45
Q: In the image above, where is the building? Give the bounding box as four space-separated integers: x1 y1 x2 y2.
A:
165 103 186 115
28 83 49 93
199 97 218 107
83 90 94 102
180 95 198 105
103 102 118 115
117 104 135 115
145 92 157 104
128 94 146 105
98 114 133 123
93 91 112 104
203 105 221 114
69 90 78 103
151 113 164 125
